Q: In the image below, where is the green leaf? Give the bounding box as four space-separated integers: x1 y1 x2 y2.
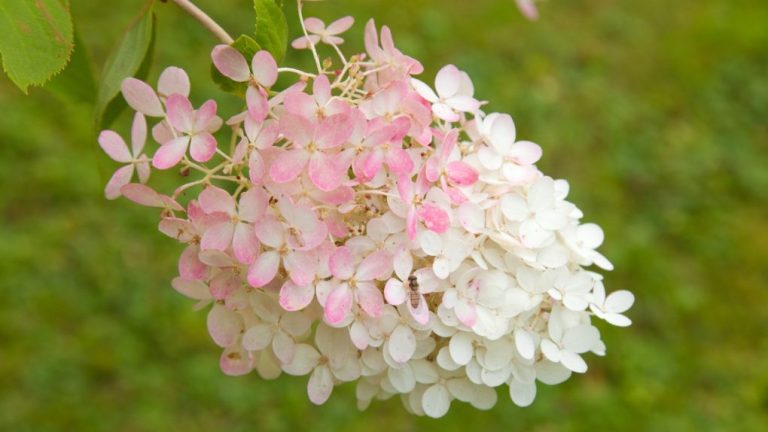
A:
211 34 261 95
94 3 155 129
46 30 96 104
253 0 288 63
0 0 75 93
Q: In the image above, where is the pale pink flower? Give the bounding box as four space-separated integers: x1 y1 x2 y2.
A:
323 246 393 325
270 112 353 191
120 66 191 117
516 0 540 21
391 176 451 240
152 95 222 169
211 46 278 88
292 16 355 49
98 112 150 199
284 74 350 119
364 19 424 83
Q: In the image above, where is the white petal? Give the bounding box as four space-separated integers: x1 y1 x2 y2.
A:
605 290 635 313
540 339 561 362
422 384 452 418
388 324 417 364
560 351 588 373
562 325 600 354
448 332 474 365
418 230 443 256
282 344 321 376
241 323 273 351
508 378 536 407
206 304 243 348
514 329 535 360
535 360 572 385
307 364 334 405
387 365 416 393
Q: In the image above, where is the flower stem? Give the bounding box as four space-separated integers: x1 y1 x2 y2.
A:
170 0 234 44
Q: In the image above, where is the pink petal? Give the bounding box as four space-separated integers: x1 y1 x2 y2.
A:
303 17 326 34
130 112 147 156
406 206 418 240
98 130 131 163
194 100 218 132
316 113 352 149
238 187 268 221
121 184 182 211
251 50 278 87
408 296 430 325
200 221 235 251
313 74 331 106
364 19 382 60
326 16 354 35
269 148 309 183
211 45 250 82
207 304 243 347
291 35 321 49
280 280 315 312
362 149 384 179
104 165 134 199
516 0 540 21
329 246 355 280
418 203 451 234
179 244 207 280
284 250 316 286
249 151 267 184
220 346 252 376
165 94 195 132
210 271 241 300
152 136 189 169
356 250 393 281
247 251 280 288
232 223 259 264
158 66 190 97
199 185 236 215
246 86 269 122
189 133 217 162
279 112 313 147
136 159 150 183
253 215 284 248
356 281 384 318
385 147 414 175
323 284 353 325
424 155 441 183
446 161 479 186
309 152 344 192
435 65 461 98
284 91 317 119
121 78 164 117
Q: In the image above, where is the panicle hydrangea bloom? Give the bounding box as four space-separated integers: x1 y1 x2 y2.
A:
101 6 633 418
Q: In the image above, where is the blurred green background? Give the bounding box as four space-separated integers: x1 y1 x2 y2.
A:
1 0 767 430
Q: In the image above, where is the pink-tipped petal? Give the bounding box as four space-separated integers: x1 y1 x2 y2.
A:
121 78 164 117
158 66 191 97
232 223 259 264
251 50 278 87
247 251 280 288
356 281 384 318
280 280 315 312
408 296 430 325
329 246 355 280
152 136 189 170
211 45 250 82
323 284 353 324
98 130 132 163
356 250 393 281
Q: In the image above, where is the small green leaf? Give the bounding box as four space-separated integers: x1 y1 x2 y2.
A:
94 3 155 129
211 34 261 95
253 0 288 63
46 30 96 104
0 0 75 93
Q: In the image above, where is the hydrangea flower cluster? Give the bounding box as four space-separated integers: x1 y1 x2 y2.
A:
100 10 633 418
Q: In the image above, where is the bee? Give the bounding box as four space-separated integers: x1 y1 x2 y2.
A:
407 275 420 309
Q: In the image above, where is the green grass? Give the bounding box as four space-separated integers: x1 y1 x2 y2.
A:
1 0 767 430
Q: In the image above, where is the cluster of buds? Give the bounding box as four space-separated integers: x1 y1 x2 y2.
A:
100 10 633 417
